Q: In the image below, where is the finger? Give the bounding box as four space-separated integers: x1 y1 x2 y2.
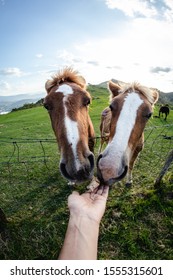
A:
71 190 80 196
68 191 80 206
96 185 104 195
100 185 109 198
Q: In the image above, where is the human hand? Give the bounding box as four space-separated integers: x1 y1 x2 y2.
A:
68 186 109 224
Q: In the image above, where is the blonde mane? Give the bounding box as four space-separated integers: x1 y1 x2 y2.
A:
119 82 158 105
45 67 86 92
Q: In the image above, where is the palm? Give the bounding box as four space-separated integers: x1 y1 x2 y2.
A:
68 186 109 223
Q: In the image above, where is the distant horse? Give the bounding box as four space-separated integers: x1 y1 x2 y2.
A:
97 81 159 186
159 105 169 120
44 67 95 183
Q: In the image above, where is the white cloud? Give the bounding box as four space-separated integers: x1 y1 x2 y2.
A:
0 80 11 91
35 53 43 58
105 0 173 22
163 0 173 22
54 17 173 92
0 67 23 77
105 0 158 17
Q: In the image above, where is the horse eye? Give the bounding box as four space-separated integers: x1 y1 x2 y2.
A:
43 102 51 111
145 112 152 119
109 104 113 111
83 97 90 106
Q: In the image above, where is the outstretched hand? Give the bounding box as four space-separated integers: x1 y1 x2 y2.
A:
68 186 109 224
59 186 109 259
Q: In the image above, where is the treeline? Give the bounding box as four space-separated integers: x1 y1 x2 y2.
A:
11 99 44 112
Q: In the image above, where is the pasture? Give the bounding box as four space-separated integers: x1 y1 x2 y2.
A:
0 85 173 259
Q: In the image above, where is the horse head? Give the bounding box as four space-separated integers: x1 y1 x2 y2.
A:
44 67 95 183
97 81 159 186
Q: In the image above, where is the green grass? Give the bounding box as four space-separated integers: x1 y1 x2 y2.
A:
0 86 173 260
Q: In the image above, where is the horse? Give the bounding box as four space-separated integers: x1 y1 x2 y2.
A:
98 106 112 154
159 105 170 120
97 81 159 186
43 67 95 183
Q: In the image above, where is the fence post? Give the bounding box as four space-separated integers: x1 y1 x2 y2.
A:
154 149 173 187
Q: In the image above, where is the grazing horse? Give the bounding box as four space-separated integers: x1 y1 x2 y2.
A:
159 105 170 120
44 67 95 183
97 81 159 186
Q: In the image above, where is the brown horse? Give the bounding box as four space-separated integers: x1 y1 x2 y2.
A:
98 106 111 154
97 81 159 186
159 105 170 120
44 67 95 183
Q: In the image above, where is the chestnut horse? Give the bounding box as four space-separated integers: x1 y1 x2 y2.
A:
97 81 159 186
98 106 111 154
44 67 95 183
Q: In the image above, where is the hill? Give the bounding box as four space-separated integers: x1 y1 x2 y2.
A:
0 92 44 114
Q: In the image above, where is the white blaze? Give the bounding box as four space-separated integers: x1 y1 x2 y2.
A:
56 84 81 170
56 84 73 95
104 92 143 160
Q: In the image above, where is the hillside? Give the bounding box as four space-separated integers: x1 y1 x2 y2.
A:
0 92 44 114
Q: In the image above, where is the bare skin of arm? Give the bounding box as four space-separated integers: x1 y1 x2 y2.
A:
58 186 109 260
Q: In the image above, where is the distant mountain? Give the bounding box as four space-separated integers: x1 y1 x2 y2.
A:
0 92 44 114
158 91 173 105
95 79 124 88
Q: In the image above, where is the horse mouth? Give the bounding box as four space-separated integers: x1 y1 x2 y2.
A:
108 165 128 185
97 154 128 186
60 154 94 182
97 165 128 186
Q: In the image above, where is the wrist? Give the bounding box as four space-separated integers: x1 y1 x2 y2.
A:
69 213 100 228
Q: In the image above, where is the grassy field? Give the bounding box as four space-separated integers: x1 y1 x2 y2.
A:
0 85 173 260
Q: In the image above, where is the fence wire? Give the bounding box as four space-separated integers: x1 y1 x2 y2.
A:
0 124 172 187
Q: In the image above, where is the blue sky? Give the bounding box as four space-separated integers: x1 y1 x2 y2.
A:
0 0 173 96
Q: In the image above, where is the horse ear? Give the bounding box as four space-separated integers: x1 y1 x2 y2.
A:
108 81 121 99
152 89 159 105
45 79 54 94
78 75 87 89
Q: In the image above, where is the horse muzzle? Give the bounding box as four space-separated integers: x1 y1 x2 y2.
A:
60 153 95 183
97 154 128 186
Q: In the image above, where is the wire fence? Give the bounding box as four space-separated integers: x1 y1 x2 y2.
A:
0 124 173 187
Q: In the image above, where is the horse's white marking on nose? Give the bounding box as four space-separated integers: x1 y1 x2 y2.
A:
64 108 81 170
104 92 143 159
57 84 81 170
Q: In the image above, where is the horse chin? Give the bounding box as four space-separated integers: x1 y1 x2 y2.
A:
108 165 128 186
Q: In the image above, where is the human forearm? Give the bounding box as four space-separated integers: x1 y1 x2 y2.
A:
58 214 100 260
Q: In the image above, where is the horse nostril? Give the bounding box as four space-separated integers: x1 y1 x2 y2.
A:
60 162 74 181
88 154 95 170
97 154 102 166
